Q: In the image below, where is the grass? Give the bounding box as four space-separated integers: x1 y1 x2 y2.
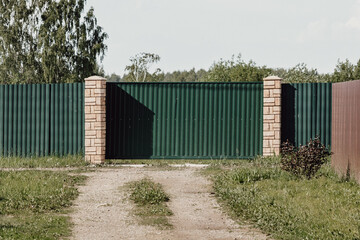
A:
127 178 173 229
0 170 87 239
0 154 89 168
107 158 251 167
209 156 360 240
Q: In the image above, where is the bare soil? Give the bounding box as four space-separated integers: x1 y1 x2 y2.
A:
70 167 270 240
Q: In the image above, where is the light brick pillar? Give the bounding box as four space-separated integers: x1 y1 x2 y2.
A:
84 76 106 164
263 76 282 156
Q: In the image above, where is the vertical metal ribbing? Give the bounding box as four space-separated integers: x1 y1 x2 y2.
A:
73 83 78 155
54 84 59 155
284 83 332 148
105 82 263 159
68 84 73 154
0 86 3 156
4 86 8 156
16 85 21 156
8 85 13 155
0 82 85 157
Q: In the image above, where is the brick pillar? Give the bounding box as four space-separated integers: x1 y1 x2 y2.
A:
263 76 282 156
84 76 106 164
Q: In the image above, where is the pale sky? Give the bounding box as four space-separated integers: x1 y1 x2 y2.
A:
86 0 360 76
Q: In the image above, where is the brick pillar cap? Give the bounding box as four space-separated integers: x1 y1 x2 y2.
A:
85 76 107 81
263 76 282 81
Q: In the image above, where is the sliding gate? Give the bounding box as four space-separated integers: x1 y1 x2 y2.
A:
106 82 263 159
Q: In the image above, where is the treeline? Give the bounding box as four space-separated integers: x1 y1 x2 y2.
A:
1 1 358 84
0 0 107 84
108 54 360 83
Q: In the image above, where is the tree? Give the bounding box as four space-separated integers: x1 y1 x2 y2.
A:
206 54 271 82
107 73 121 82
271 63 331 83
124 53 161 82
355 59 360 79
0 0 108 84
159 68 208 82
332 59 360 82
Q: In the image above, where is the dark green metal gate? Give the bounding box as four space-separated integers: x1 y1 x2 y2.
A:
281 83 332 148
106 82 263 159
0 83 84 156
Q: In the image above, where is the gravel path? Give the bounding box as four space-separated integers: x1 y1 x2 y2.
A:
70 167 270 240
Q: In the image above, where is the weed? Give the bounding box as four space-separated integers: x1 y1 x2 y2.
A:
107 158 253 166
0 171 86 214
0 171 86 239
129 178 169 205
0 154 88 168
127 178 173 229
210 157 360 239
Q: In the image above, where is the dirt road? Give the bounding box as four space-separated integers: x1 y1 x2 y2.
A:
70 167 270 240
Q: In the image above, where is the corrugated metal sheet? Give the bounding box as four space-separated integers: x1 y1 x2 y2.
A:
0 83 84 156
106 82 263 159
281 83 332 148
332 80 360 183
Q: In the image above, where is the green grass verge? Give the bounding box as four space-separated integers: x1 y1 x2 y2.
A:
127 178 173 229
210 156 360 240
0 155 89 168
0 171 87 239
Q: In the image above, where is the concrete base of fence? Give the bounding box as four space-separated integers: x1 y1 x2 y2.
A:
263 76 282 156
84 76 106 164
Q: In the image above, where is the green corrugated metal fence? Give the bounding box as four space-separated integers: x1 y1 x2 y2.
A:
0 83 84 156
106 82 263 159
281 83 332 148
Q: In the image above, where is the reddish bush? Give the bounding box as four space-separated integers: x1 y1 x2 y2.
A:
281 137 331 179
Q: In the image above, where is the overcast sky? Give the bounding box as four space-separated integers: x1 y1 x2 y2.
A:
86 0 360 76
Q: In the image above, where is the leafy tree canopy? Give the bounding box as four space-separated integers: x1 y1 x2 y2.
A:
205 54 271 82
159 68 208 82
123 52 161 82
107 73 121 82
0 0 108 84
119 53 360 83
332 59 360 83
271 63 332 83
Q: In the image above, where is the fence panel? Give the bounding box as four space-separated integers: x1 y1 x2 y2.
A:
106 82 263 159
281 83 332 148
0 83 84 156
332 80 360 183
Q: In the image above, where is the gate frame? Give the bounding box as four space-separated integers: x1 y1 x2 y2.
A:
84 75 282 163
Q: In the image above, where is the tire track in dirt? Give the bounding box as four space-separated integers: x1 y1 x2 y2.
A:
70 167 270 240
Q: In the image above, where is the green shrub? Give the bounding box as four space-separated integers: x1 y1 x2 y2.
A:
281 137 331 179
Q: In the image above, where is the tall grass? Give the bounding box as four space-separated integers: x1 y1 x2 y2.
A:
127 178 173 229
0 171 86 239
212 157 360 239
0 154 88 168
